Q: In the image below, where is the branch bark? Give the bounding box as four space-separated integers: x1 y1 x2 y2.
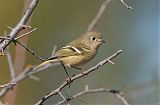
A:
55 86 129 105
0 0 39 53
3 0 39 105
87 0 111 32
0 0 133 104
35 50 123 105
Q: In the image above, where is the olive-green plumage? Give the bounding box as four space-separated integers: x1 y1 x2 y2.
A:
34 31 105 70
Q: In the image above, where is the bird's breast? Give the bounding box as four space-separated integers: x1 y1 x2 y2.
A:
60 50 96 67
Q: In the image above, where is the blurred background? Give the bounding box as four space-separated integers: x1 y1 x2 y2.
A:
0 0 159 105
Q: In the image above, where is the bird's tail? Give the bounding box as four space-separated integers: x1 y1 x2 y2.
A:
33 58 59 70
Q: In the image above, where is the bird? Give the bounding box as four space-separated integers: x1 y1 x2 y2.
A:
34 31 105 72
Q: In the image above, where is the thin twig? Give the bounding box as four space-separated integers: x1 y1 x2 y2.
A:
0 0 39 52
15 40 45 61
35 50 123 105
120 0 133 9
87 0 111 32
29 75 41 81
0 50 121 100
51 46 57 56
55 86 129 105
5 25 14 30
0 82 17 97
0 37 10 40
58 92 70 105
87 0 132 32
21 25 32 29
115 92 129 105
0 61 60 97
6 47 16 81
15 28 37 40
0 82 16 89
1 28 41 61
0 28 37 41
0 0 39 98
0 0 132 103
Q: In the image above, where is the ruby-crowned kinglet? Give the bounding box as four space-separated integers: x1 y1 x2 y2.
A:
34 31 105 70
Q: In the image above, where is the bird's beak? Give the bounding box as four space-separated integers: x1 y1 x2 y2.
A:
99 39 105 43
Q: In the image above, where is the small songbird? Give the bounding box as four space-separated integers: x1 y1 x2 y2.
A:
34 31 105 71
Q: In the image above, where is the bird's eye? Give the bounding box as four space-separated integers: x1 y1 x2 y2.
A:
91 37 96 41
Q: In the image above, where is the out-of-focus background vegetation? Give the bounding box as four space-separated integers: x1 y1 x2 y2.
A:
0 0 159 105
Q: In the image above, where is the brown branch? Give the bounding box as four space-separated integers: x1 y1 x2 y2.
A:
35 50 123 105
15 40 46 61
0 37 10 40
87 0 111 32
6 47 16 81
4 1 39 105
55 85 129 105
87 0 132 32
0 82 16 89
0 0 39 54
0 61 60 97
0 29 43 61
15 28 37 40
58 92 70 105
115 92 130 105
0 0 132 103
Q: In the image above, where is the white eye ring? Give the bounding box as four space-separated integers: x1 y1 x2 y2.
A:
91 36 96 41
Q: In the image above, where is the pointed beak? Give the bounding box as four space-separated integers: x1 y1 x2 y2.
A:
99 39 105 43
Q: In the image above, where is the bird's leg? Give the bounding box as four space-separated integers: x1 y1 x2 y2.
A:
61 62 72 86
61 62 70 77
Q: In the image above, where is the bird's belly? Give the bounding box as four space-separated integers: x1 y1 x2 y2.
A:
60 54 95 67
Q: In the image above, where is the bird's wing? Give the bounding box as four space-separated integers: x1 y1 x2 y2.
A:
55 45 90 58
47 39 91 60
46 46 81 60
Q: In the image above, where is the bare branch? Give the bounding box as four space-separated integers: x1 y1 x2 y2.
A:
107 59 115 64
1 28 42 61
0 28 37 41
58 92 70 105
0 82 16 89
0 82 17 97
6 47 16 81
87 0 111 32
0 0 39 52
51 46 57 56
55 86 129 105
0 61 60 97
15 40 45 61
29 75 41 81
15 28 37 40
87 0 132 32
0 37 10 40
0 0 39 98
115 92 129 105
120 0 133 9
5 25 14 30
35 50 123 105
0 0 132 104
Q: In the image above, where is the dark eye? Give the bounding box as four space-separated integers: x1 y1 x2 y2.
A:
91 37 96 41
